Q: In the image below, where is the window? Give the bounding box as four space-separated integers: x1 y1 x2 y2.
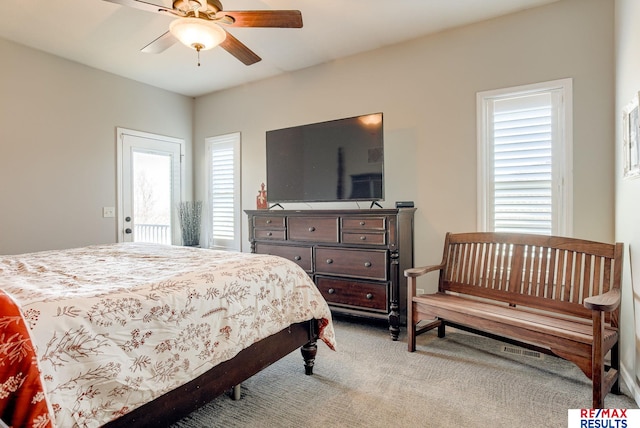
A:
477 79 573 236
205 132 241 251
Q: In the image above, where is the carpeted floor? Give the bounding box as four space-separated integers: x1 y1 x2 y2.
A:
171 318 637 428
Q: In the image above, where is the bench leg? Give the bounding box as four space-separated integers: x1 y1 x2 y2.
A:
592 311 604 409
611 342 621 395
593 379 603 409
407 305 417 352
438 321 446 338
407 277 416 352
408 320 416 352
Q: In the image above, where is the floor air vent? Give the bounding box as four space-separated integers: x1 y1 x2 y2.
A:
500 345 543 360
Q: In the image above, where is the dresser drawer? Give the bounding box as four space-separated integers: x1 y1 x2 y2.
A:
341 231 386 246
316 276 388 312
341 217 386 230
315 247 387 280
255 229 286 240
253 216 286 228
255 243 312 272
288 217 338 243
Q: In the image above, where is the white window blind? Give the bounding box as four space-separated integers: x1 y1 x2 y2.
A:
493 93 552 234
477 79 572 236
206 133 241 251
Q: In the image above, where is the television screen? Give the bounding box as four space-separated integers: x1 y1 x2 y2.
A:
266 113 384 203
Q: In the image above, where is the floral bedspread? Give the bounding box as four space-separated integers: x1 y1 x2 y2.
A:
0 243 335 428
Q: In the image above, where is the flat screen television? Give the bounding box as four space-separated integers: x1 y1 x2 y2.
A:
266 113 384 204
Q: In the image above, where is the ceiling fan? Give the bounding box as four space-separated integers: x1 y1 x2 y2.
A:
103 0 303 65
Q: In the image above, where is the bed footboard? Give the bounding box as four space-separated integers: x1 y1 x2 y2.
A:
104 319 320 428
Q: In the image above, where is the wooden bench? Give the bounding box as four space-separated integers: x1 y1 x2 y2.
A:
405 232 623 409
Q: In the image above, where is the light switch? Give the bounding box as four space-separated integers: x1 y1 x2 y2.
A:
103 207 115 218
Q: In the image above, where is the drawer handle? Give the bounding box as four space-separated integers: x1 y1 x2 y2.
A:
308 226 316 232
328 288 335 294
326 258 333 264
366 293 373 300
294 255 301 261
360 235 366 241
266 219 272 224
360 221 365 226
364 261 372 267
267 232 272 236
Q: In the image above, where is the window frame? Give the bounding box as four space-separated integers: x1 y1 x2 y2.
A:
204 132 242 251
476 78 573 236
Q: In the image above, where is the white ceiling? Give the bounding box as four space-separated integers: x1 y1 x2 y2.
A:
0 0 559 97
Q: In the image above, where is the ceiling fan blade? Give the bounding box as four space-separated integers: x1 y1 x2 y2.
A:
219 31 261 65
141 31 177 54
219 10 303 28
102 0 183 17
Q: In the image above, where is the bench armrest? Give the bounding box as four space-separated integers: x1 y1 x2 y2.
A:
404 263 446 278
583 288 621 313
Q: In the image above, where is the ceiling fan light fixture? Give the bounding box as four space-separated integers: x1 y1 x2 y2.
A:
169 17 226 51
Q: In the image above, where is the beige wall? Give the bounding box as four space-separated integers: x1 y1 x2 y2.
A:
616 0 640 405
1 0 632 404
194 0 624 392
0 38 194 254
195 0 614 263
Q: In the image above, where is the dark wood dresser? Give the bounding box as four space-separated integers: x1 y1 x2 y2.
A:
245 208 416 340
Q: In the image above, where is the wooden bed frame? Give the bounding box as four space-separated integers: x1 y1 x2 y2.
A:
104 319 320 428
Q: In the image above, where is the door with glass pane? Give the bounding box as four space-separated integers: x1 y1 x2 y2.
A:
117 128 184 244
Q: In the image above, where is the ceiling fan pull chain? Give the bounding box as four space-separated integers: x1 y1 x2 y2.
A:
190 43 204 66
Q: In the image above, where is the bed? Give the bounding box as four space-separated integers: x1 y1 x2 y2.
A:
0 243 336 428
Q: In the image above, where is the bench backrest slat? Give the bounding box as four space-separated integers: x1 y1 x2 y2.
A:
439 232 622 324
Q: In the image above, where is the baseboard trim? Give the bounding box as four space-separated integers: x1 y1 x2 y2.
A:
621 362 640 407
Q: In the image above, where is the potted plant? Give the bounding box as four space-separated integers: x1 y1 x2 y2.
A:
177 201 202 247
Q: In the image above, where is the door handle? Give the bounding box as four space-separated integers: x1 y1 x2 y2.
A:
125 228 132 234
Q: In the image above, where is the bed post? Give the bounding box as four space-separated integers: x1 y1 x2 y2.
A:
301 319 319 375
301 340 317 375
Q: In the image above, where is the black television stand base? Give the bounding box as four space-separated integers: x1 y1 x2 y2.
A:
269 203 284 210
369 201 383 209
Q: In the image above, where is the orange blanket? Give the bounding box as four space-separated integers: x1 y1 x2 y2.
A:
0 290 53 428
